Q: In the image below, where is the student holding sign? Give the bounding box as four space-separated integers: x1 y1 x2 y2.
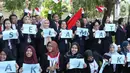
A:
80 18 92 51
72 20 86 55
20 15 36 46
19 45 42 73
36 19 57 60
103 44 122 73
0 49 19 72
41 41 64 73
89 20 104 55
101 16 115 53
58 21 71 55
120 41 130 73
1 19 18 60
84 50 103 73
64 42 86 73
18 15 37 67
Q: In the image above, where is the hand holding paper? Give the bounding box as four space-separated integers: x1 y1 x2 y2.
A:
69 58 85 69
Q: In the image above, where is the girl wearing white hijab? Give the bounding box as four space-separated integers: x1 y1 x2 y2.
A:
103 43 122 73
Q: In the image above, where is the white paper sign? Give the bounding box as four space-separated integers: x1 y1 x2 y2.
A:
105 24 116 32
69 58 85 69
2 30 18 40
127 53 130 62
22 63 40 73
22 24 37 34
43 28 56 37
61 30 72 38
76 28 89 37
95 30 106 38
111 55 125 64
99 59 109 73
0 61 16 73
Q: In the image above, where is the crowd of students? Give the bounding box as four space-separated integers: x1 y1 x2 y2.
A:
0 9 130 73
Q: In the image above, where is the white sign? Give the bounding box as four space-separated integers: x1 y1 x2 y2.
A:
105 24 116 32
76 28 89 37
127 53 130 62
2 30 18 40
0 61 16 73
111 55 125 64
95 30 106 38
69 58 85 69
99 59 109 73
22 24 37 34
22 63 40 73
61 30 72 38
43 28 56 37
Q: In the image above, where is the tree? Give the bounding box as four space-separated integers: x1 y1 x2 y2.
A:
41 0 62 18
72 0 117 25
4 0 25 13
4 0 42 14
102 0 116 25
72 0 103 18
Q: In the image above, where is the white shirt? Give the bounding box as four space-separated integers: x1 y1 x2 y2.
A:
89 60 99 73
12 24 16 30
48 53 60 73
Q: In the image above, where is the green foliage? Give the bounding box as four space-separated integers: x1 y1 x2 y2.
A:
29 0 42 9
4 0 24 11
4 0 41 13
73 0 103 18
41 0 62 18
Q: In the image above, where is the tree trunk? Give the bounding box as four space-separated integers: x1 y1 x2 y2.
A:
102 0 115 25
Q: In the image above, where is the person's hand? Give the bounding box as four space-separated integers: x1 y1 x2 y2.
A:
16 32 19 37
66 63 70 69
21 27 23 31
41 32 44 37
50 66 55 71
82 8 85 14
39 68 42 73
74 30 77 34
93 33 95 37
15 64 19 71
54 31 57 36
36 28 38 32
83 63 87 68
59 32 62 38
123 57 127 66
47 67 51 70
19 67 23 73
49 6 53 10
0 34 3 38
104 59 108 62
54 62 59 69
109 58 112 63
72 33 75 38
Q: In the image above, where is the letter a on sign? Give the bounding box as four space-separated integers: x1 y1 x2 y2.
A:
61 30 72 38
95 30 106 38
5 64 12 71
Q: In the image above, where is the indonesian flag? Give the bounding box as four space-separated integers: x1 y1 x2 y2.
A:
96 6 105 12
34 7 41 15
67 8 82 29
24 8 32 16
53 0 60 3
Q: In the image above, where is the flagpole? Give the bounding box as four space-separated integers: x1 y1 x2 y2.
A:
128 4 130 24
60 0 62 19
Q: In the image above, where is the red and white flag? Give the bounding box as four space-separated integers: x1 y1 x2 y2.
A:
53 0 60 3
67 8 82 29
34 7 41 15
24 8 32 16
96 6 106 12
